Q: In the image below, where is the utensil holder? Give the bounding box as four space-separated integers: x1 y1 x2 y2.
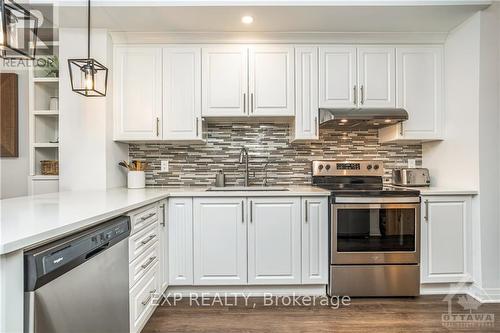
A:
127 171 145 189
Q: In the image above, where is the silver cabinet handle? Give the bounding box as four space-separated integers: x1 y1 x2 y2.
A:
156 117 160 137
314 117 318 137
400 122 404 136
250 200 253 223
196 117 199 137
424 200 429 222
141 234 156 245
243 93 246 114
141 289 157 306
141 256 157 270
159 204 166 227
353 85 357 105
360 85 365 105
251 93 254 113
141 213 156 221
241 200 244 223
305 200 308 223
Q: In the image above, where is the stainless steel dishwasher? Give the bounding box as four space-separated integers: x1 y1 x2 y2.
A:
24 216 131 333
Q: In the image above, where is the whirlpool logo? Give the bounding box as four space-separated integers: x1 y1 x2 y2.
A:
53 257 63 265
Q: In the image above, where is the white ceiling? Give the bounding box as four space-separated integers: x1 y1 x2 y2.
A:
56 1 490 33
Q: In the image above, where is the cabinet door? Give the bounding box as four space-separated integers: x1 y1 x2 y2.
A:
301 197 328 284
202 46 248 116
163 47 202 140
292 46 319 141
168 198 193 285
358 47 396 108
114 46 162 140
193 198 247 285
421 196 472 283
248 197 301 284
248 45 294 116
319 46 357 108
158 201 168 293
396 47 443 140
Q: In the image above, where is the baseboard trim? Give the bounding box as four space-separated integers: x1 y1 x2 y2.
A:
165 285 327 297
421 283 500 304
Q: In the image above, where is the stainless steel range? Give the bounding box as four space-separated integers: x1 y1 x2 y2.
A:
312 160 421 297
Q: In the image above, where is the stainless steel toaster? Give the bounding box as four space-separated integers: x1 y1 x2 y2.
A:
392 168 430 187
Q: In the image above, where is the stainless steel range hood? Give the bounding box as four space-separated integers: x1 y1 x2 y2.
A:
319 108 408 130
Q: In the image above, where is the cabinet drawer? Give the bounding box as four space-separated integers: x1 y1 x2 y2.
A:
130 241 160 288
130 261 159 333
129 204 158 235
129 222 159 262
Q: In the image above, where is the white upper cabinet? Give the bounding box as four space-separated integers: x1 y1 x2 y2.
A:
357 47 396 108
193 198 247 285
379 46 444 143
114 46 162 141
319 46 357 108
301 197 328 284
248 45 294 116
163 47 202 140
292 46 319 142
421 196 472 284
202 46 248 117
247 197 301 284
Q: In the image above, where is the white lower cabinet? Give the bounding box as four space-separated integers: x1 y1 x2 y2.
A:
247 197 301 284
158 200 169 293
127 202 162 333
193 198 247 285
301 197 329 284
173 195 329 287
168 198 194 285
129 261 160 333
421 195 473 283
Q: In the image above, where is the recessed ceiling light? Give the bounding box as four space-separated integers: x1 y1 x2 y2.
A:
340 119 348 123
241 16 254 24
384 119 392 123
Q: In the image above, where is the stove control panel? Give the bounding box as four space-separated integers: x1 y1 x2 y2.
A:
312 160 384 177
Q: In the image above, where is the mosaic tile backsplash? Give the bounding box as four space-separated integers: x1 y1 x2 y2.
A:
129 123 422 187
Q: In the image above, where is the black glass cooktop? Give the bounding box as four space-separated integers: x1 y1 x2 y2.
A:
312 176 420 197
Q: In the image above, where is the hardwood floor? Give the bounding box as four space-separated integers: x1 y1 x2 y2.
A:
143 295 500 332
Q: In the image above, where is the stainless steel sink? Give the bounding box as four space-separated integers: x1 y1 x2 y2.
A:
206 186 289 192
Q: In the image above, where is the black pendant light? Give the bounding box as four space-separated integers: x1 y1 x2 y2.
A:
68 0 108 97
0 0 39 60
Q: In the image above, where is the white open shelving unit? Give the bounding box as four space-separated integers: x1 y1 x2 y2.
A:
28 48 60 195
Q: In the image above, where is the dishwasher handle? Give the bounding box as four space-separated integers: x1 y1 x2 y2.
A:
24 216 131 292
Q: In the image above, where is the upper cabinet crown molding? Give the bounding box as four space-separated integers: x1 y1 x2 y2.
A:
110 32 449 45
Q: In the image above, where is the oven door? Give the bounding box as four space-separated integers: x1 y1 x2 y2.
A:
331 201 420 265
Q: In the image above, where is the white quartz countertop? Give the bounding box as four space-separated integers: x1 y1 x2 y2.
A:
402 186 478 196
0 186 329 255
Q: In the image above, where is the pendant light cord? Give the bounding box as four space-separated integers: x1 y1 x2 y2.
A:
87 0 90 59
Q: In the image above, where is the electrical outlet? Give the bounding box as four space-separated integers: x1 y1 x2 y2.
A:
160 160 169 172
407 159 416 168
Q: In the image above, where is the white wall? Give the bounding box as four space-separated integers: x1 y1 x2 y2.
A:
423 7 500 292
59 28 127 191
422 14 481 189
0 66 29 199
477 2 500 291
